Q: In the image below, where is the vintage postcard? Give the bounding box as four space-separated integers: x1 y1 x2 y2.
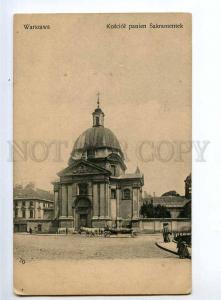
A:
13 13 192 295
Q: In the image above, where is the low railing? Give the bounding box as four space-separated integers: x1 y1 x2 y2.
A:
173 231 191 247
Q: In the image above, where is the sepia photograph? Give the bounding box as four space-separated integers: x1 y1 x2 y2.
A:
13 13 191 295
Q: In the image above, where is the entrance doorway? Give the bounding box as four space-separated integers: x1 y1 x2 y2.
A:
15 224 27 232
79 214 88 227
75 197 91 229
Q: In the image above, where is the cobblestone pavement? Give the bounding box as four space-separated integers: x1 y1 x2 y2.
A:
14 233 177 262
156 241 192 257
14 234 191 295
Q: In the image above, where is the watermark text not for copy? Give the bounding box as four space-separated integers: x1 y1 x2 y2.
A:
8 140 210 163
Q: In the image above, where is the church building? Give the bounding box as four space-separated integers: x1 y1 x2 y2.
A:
53 98 144 232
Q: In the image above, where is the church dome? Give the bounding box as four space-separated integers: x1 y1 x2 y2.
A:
69 96 124 163
73 126 122 153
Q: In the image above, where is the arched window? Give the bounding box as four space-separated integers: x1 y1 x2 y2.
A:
96 116 99 126
30 210 34 218
22 200 25 207
87 149 95 158
111 189 116 199
30 200 34 207
22 210 26 218
111 165 116 176
123 189 131 200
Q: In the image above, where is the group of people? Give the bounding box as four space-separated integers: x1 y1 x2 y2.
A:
162 223 190 259
176 238 190 259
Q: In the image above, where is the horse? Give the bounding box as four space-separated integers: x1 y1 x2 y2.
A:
79 227 98 236
79 227 104 237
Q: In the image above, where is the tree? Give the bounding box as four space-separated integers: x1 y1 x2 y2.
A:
25 182 35 190
161 190 180 197
13 184 23 196
179 202 191 218
140 202 171 218
143 191 152 198
13 182 53 200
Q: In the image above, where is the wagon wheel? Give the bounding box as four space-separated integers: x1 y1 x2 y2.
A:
104 231 111 238
131 231 136 238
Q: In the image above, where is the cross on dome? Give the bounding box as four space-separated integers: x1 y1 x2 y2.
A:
97 92 100 108
93 92 105 127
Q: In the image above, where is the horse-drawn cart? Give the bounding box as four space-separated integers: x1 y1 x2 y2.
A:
104 228 136 237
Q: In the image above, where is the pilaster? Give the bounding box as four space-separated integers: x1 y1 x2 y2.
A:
61 185 68 217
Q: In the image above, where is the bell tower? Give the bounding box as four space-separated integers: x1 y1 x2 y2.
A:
92 92 105 127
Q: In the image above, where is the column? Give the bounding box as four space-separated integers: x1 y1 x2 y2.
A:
88 182 92 197
34 201 37 219
25 207 29 219
93 183 99 217
72 183 77 205
105 183 110 217
100 183 105 217
58 187 62 216
72 183 77 228
67 185 73 217
61 185 68 217
116 186 121 218
54 191 59 218
138 188 142 217
132 188 139 218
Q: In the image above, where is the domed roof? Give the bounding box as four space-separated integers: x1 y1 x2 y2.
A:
72 126 122 154
69 99 124 162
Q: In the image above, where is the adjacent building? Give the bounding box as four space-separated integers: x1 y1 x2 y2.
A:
141 173 192 219
142 196 190 218
13 186 54 232
185 173 192 199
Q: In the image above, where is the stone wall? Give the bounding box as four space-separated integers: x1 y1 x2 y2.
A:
120 199 132 219
27 220 54 233
138 218 191 233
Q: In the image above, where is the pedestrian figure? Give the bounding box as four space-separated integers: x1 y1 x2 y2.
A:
29 228 32 234
162 223 170 243
177 238 189 259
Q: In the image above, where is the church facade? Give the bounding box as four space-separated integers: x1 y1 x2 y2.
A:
53 100 144 231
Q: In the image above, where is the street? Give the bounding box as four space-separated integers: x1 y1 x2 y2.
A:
14 233 191 295
14 233 176 261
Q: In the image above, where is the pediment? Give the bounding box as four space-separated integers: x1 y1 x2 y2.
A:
107 153 121 161
72 163 104 175
107 153 126 170
57 160 110 177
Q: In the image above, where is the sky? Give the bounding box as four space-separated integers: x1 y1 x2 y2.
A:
13 13 191 196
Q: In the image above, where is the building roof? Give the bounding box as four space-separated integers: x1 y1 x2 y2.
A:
13 185 53 201
71 126 123 155
143 196 190 208
14 197 54 203
57 159 111 177
115 173 143 179
185 173 191 182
